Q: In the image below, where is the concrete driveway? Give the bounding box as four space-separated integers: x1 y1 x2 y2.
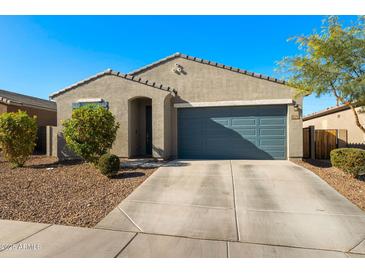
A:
94 160 365 257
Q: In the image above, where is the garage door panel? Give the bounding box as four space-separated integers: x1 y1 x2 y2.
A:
231 128 257 136
206 137 257 147
259 128 286 136
260 139 286 146
205 131 239 138
178 105 287 160
179 132 202 139
265 151 286 158
231 118 256 126
259 117 286 125
210 118 230 127
179 120 201 130
206 128 257 137
260 134 286 139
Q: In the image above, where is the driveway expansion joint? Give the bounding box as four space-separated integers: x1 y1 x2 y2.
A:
92 225 360 255
117 206 143 232
244 208 365 217
114 233 138 258
236 238 349 254
347 238 365 253
230 160 240 242
125 199 233 210
93 226 236 243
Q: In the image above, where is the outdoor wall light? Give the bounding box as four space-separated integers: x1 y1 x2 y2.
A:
172 63 183 73
294 103 300 111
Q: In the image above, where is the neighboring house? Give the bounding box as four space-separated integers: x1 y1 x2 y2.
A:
303 105 365 147
50 52 303 160
0 89 57 154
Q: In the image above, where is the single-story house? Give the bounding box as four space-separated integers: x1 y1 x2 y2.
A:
50 52 303 160
0 89 57 154
303 105 365 147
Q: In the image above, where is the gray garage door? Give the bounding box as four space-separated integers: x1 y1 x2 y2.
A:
178 105 287 160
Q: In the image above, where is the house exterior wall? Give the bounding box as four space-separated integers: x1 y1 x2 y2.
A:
52 75 171 160
1 102 56 155
303 107 365 146
134 57 303 159
6 105 56 127
0 102 8 114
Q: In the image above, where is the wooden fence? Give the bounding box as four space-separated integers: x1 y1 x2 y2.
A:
303 126 348 159
303 127 311 158
315 129 337 159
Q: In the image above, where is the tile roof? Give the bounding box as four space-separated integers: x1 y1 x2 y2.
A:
303 104 351 121
129 52 286 85
49 69 177 99
0 89 56 111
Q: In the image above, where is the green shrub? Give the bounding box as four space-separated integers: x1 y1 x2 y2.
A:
62 105 119 164
0 110 37 167
98 153 120 177
330 148 365 178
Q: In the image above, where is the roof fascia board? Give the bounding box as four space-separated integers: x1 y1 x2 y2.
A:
0 96 56 112
174 99 294 108
303 105 351 121
50 69 177 99
129 52 286 86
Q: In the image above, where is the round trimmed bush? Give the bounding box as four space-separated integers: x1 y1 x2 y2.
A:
98 153 120 177
62 105 120 164
330 148 365 178
0 110 37 167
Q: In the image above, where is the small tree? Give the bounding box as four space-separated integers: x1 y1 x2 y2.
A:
0 110 37 167
278 16 365 133
62 105 120 164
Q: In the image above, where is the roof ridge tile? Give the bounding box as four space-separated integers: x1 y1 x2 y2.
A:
50 69 176 99
128 52 286 85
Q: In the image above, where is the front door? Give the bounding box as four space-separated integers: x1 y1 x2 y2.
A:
146 105 152 155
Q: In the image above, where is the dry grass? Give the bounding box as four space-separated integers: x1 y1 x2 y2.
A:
0 156 156 227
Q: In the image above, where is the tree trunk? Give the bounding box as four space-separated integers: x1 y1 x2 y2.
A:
348 104 365 134
331 90 365 134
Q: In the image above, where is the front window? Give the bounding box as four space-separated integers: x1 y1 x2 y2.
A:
72 98 109 109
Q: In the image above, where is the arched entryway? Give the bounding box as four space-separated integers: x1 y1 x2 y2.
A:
128 97 152 158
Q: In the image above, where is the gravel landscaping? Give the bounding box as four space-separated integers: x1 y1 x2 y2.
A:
0 156 157 227
293 159 365 211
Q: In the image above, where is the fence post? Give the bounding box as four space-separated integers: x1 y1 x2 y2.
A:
337 129 348 148
309 126 315 159
46 126 52 156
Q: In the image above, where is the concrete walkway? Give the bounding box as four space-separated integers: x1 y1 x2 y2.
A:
1 160 365 257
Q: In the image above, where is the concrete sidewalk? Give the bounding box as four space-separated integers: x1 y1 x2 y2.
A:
0 219 362 258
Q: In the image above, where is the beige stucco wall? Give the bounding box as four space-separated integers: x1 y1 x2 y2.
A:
134 57 303 158
52 75 171 160
6 105 56 127
303 107 365 145
1 103 56 155
0 102 8 115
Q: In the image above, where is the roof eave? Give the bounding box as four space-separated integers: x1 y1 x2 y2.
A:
0 96 56 112
128 52 287 86
303 105 350 121
50 69 177 99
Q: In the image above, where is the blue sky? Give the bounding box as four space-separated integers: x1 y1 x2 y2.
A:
0 16 357 115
